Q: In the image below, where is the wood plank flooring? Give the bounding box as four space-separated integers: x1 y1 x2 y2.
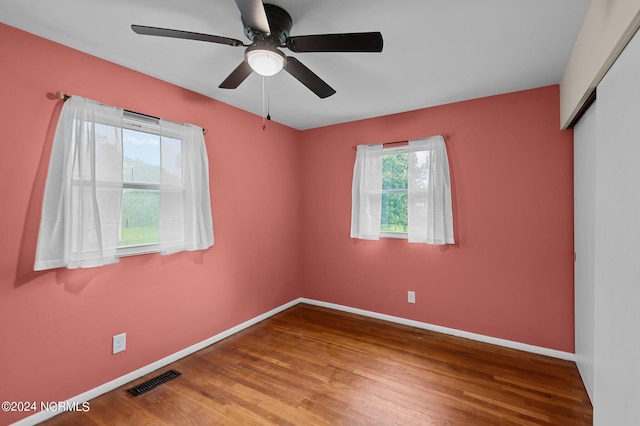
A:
42 304 592 425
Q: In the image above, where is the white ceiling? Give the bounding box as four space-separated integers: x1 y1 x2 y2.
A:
1 0 591 130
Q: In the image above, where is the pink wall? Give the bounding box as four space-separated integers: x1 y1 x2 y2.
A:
300 85 574 353
0 24 301 424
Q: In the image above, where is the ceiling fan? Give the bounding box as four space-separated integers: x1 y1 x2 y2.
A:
132 0 383 99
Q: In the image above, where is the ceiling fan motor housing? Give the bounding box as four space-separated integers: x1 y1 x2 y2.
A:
243 3 292 46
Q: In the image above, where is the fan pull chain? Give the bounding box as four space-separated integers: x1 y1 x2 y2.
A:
266 77 271 122
261 76 272 131
262 76 266 130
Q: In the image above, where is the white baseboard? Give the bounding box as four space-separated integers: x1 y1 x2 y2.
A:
12 298 303 426
13 296 574 425
300 298 576 362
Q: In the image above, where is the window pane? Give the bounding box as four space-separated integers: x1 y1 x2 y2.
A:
122 129 161 184
381 152 408 233
118 188 159 247
382 152 408 190
381 192 408 232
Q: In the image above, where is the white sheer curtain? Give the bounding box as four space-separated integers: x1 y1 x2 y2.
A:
407 135 454 244
157 119 214 255
35 96 214 270
350 144 383 240
35 96 124 270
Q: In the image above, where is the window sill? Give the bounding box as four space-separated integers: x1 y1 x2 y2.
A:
117 244 160 258
380 232 408 240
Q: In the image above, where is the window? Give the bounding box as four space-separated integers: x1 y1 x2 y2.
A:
351 136 454 245
381 149 408 235
120 127 162 249
35 96 214 270
380 147 430 238
117 115 182 255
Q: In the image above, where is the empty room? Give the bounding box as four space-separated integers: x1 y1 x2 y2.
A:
1 1 639 425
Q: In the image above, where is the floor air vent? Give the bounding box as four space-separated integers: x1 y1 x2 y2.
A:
127 369 181 396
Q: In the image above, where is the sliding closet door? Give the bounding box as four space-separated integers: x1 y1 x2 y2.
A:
591 28 640 425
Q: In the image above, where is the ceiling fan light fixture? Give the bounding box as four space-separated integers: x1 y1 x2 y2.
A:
246 47 286 76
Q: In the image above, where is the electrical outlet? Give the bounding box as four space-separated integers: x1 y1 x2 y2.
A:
408 291 416 304
113 333 126 354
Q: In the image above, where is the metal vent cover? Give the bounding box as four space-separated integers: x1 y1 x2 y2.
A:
127 369 181 396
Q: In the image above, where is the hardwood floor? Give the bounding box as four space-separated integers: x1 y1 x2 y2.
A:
43 304 592 425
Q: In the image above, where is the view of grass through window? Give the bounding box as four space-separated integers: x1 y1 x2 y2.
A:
381 152 408 233
118 129 163 248
119 189 160 247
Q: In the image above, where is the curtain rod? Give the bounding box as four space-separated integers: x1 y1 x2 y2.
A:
55 92 207 135
352 134 447 151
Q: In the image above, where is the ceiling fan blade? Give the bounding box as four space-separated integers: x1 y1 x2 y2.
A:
132 25 244 47
219 61 254 89
287 32 383 53
234 0 271 34
284 57 336 99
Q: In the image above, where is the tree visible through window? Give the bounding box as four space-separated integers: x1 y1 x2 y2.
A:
381 151 408 233
381 147 429 236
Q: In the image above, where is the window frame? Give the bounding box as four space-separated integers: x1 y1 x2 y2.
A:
116 112 184 257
